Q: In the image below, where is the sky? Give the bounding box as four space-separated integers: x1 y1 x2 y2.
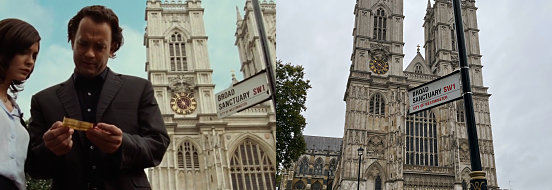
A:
277 0 552 189
0 0 251 118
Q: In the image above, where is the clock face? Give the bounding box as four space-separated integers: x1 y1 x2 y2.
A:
170 92 197 115
370 57 389 74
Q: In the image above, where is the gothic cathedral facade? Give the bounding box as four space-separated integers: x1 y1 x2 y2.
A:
332 0 498 190
143 0 276 189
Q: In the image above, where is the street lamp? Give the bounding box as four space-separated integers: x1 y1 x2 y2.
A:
357 147 364 190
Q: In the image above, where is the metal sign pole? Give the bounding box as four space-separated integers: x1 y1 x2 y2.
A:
251 0 277 110
452 0 487 189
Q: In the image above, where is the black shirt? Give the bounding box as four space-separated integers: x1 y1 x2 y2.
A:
73 68 108 190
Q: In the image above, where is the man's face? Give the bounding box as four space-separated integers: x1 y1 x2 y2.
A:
71 16 113 78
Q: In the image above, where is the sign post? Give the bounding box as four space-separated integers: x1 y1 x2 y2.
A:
452 0 488 189
408 70 462 114
251 0 277 110
215 70 271 119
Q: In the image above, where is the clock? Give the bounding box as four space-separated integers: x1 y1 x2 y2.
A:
170 92 197 115
370 56 389 74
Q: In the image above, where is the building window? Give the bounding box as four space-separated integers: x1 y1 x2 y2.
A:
177 141 200 169
169 31 187 71
294 181 305 190
451 25 457 51
369 94 385 115
457 100 465 122
314 158 324 176
415 63 423 74
405 110 439 166
230 139 275 190
329 159 337 176
375 175 382 190
373 8 387 41
312 182 322 190
299 157 309 175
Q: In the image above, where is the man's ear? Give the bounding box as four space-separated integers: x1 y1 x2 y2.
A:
109 42 116 58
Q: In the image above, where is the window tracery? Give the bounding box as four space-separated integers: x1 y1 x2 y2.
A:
230 139 275 190
169 31 187 71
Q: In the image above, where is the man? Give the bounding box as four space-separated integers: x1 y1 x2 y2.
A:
25 5 170 190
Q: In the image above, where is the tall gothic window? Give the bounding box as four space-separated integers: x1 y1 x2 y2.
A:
415 63 423 74
451 27 457 51
369 94 385 115
299 157 309 175
177 141 200 170
405 110 439 166
375 175 382 190
373 8 387 41
457 100 465 122
462 180 468 190
230 139 275 190
329 159 337 176
169 31 187 71
314 158 323 176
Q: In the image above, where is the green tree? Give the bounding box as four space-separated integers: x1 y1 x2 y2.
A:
276 60 311 184
25 174 51 190
24 119 52 190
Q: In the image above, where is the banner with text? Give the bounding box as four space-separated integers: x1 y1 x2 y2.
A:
215 70 271 119
408 70 462 114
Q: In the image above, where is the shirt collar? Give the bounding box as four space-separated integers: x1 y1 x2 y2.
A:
72 67 109 82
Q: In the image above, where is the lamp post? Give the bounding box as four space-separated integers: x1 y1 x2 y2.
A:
357 147 364 190
451 0 487 189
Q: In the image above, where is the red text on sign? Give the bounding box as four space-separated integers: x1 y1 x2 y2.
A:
443 84 456 93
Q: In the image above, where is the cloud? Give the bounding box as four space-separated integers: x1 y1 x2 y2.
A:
17 25 147 118
0 0 56 40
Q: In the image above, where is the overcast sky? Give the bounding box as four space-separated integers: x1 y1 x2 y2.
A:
277 0 552 189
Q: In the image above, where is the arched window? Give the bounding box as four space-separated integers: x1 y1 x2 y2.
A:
415 63 423 74
369 94 385 115
451 25 457 51
462 180 468 190
373 8 387 41
230 139 275 190
294 181 305 190
457 100 465 122
299 157 309 175
177 141 200 169
312 181 322 190
169 31 187 71
405 110 439 166
375 175 382 190
329 159 337 176
314 158 323 176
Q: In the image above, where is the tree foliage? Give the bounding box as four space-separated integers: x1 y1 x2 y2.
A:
276 60 311 178
24 119 52 190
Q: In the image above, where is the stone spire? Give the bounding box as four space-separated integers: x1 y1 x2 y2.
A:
236 6 242 21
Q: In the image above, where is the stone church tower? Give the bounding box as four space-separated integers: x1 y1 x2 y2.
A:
143 0 276 189
331 0 498 189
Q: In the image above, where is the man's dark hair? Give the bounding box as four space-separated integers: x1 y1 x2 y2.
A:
0 18 41 95
67 5 124 58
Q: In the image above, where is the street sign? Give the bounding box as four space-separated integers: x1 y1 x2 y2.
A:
215 70 271 119
408 70 462 114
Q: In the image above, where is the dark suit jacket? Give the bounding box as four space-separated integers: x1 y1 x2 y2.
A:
25 69 170 190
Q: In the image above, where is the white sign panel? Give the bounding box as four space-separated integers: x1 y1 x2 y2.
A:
215 71 271 119
408 70 462 114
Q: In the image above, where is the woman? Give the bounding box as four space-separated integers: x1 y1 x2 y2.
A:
0 18 41 190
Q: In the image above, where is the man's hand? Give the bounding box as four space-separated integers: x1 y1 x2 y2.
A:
43 121 74 156
86 123 123 154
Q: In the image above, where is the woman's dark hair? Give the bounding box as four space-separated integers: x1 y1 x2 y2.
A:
0 18 41 96
67 5 124 58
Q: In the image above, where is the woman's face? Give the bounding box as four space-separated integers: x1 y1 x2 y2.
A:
6 41 39 82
